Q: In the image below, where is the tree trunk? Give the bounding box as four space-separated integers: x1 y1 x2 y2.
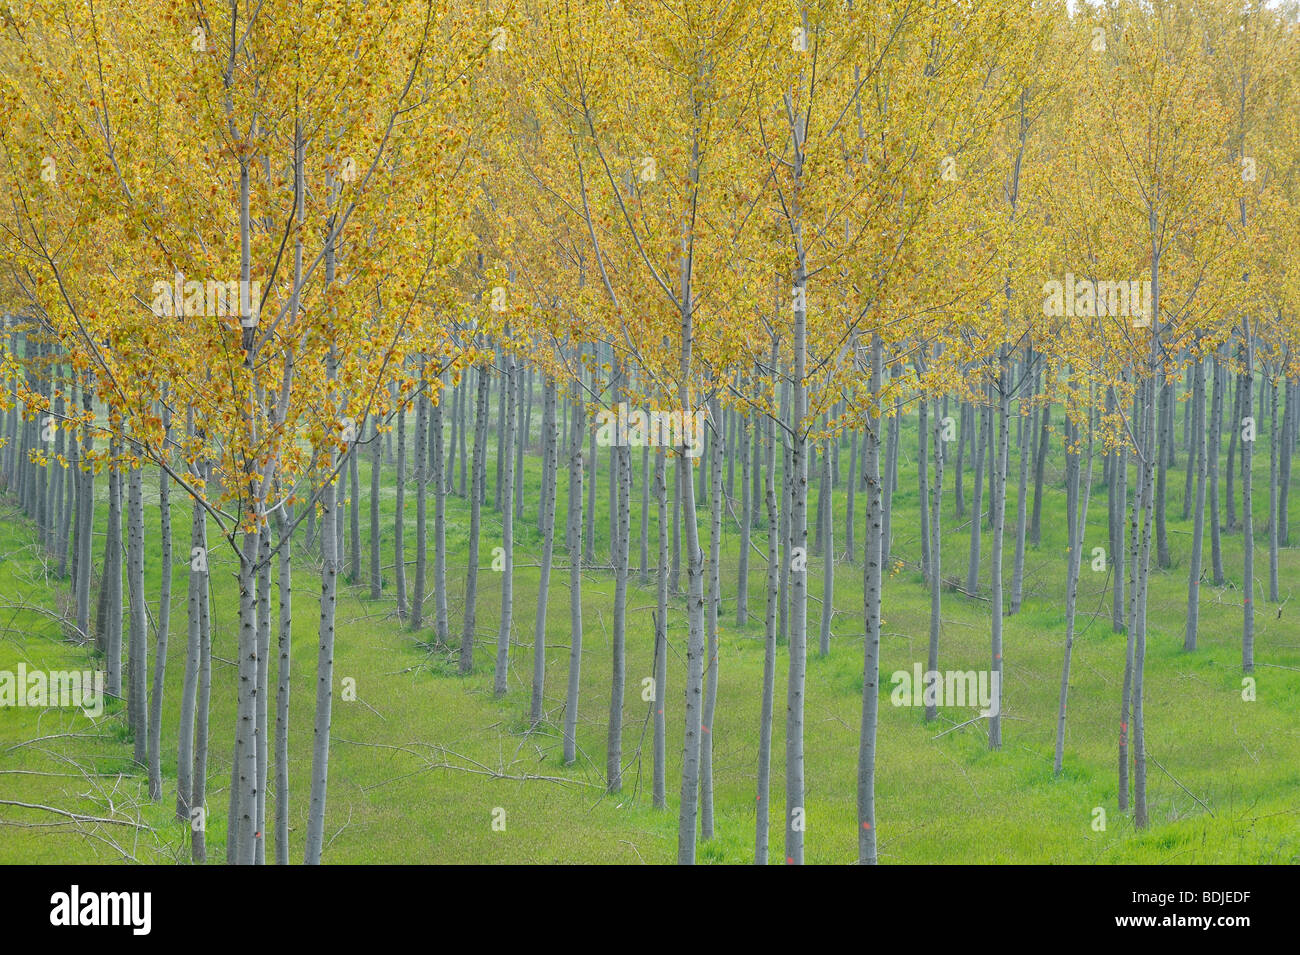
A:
1226 363 1242 531
394 393 408 619
918 394 930 585
1268 373 1279 603
606 419 632 792
818 438 833 656
955 400 967 518
926 376 943 723
411 373 429 629
1241 323 1255 673
304 449 337 864
370 420 382 599
529 379 557 727
254 528 272 864
103 442 123 697
699 395 723 832
191 499 212 864
1054 390 1094 774
148 428 173 802
234 523 261 865
988 350 1010 749
1011 348 1034 614
75 384 94 646
845 428 858 561
562 383 585 764
1186 354 1208 650
585 409 598 565
858 333 884 865
755 392 779 864
1030 399 1050 545
273 503 292 864
1155 378 1171 569
737 408 751 625
461 366 491 676
493 354 518 697
653 447 668 809
177 447 203 823
1109 384 1127 633
1209 347 1226 584
433 378 450 643
966 383 988 593
127 459 147 768
349 428 361 582
785 284 810 866
1279 375 1292 547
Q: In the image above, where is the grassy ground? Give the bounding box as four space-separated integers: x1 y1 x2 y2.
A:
1 405 1297 864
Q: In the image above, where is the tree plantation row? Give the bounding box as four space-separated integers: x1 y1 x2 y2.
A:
0 0 1297 865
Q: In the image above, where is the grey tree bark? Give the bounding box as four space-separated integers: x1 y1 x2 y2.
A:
411 373 429 629
1279 375 1292 546
918 393 930 585
102 441 122 696
966 385 988 593
304 452 337 865
1010 347 1034 614
653 447 668 809
253 528 272 864
1268 372 1279 603
674 220 708 864
818 437 833 656
191 493 212 864
785 263 810 866
1241 321 1255 674
700 395 723 834
74 383 94 646
639 442 650 586
148 411 173 802
955 400 967 518
529 378 557 727
1209 346 1226 584
562 383 585 765
926 377 943 724
493 354 518 697
370 420 382 599
1155 378 1171 569
844 428 857 561
433 376 450 643
233 522 261 865
737 407 751 625
127 458 147 768
988 350 1011 750
273 503 292 864
1054 390 1094 774
1109 383 1128 633
349 431 361 582
394 390 408 619
606 417 632 793
755 391 779 864
1186 354 1208 651
1226 363 1242 530
858 333 884 865
459 365 491 675
1030 399 1050 545
176 448 202 823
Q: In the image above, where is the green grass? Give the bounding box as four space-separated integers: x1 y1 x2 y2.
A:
1 407 1297 864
